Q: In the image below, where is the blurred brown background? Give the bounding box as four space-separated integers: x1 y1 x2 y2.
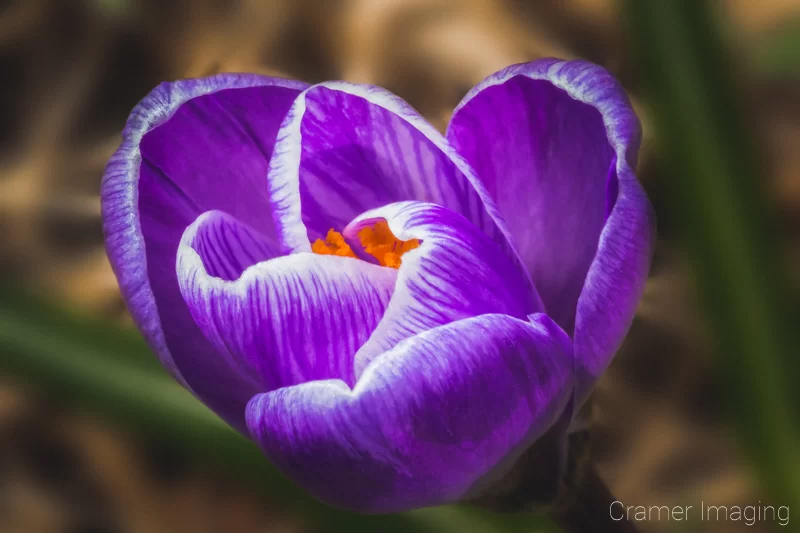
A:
1 0 799 532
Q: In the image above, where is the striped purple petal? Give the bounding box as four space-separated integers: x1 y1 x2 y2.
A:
176 210 397 390
246 313 573 512
265 82 527 276
101 74 308 430
447 59 655 404
341 201 542 376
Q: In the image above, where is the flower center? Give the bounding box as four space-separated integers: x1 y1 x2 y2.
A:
311 220 420 269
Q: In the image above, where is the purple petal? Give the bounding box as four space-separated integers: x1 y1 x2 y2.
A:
188 210 281 281
574 167 654 404
101 74 307 429
447 59 655 403
177 210 397 390
266 82 526 271
246 313 573 513
341 201 542 376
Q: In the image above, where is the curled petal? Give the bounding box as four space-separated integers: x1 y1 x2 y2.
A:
574 167 654 404
188 210 280 281
342 201 542 375
447 59 655 403
177 211 397 390
266 81 526 274
101 74 307 429
246 313 573 513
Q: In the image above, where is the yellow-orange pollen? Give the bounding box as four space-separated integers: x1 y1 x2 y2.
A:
311 220 420 269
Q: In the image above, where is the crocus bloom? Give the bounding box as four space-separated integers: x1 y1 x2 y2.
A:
102 59 654 513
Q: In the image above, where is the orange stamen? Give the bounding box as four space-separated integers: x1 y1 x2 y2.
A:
311 220 420 269
357 220 420 268
311 229 357 258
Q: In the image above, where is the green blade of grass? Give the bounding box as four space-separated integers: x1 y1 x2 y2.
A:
623 0 800 510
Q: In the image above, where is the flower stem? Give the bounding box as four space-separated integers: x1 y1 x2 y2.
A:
549 464 637 533
548 430 638 533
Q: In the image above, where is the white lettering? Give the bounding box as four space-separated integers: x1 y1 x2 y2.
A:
610 501 624 521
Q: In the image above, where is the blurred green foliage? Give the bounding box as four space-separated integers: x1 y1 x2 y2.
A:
753 18 800 75
624 0 800 512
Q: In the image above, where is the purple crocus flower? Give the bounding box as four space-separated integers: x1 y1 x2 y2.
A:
101 59 654 513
